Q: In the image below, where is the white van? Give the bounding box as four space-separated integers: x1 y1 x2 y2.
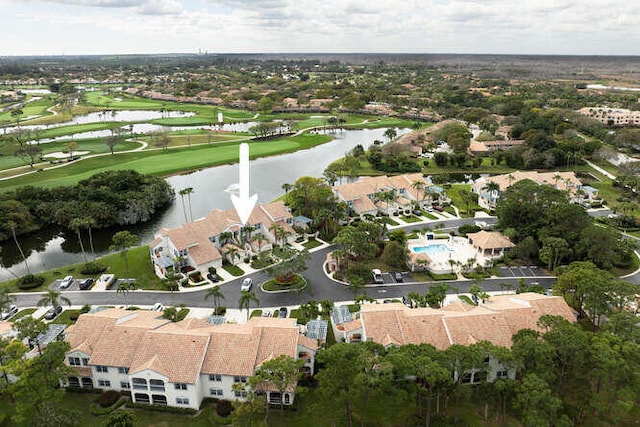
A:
371 269 383 284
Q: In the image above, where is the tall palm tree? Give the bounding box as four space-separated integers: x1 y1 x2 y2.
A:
482 181 501 207
37 289 71 311
252 234 267 252
238 290 259 321
0 287 15 314
411 180 426 206
178 188 189 224
8 221 30 275
184 187 195 222
84 216 96 257
226 246 240 266
117 282 135 308
69 218 88 265
205 286 225 314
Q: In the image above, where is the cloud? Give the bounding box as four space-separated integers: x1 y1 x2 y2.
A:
138 0 183 15
36 0 145 6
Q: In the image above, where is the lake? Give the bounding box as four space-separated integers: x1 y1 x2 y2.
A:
0 127 409 280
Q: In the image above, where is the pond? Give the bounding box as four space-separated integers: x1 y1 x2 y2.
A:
0 127 410 280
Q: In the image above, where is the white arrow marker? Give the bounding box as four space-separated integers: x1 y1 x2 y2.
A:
231 143 258 225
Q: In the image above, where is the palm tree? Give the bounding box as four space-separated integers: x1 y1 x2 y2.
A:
482 181 501 207
281 183 293 194
109 231 139 274
252 234 267 252
411 180 426 206
8 221 30 275
37 289 71 311
205 286 225 314
84 216 96 257
184 187 195 222
226 246 240 266
117 282 135 308
238 290 259 321
384 128 397 142
0 287 15 315
69 218 88 265
178 188 189 224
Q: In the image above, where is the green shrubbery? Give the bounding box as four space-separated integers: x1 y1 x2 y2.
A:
17 274 45 290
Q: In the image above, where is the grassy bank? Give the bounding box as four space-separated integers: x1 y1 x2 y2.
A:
0 132 332 191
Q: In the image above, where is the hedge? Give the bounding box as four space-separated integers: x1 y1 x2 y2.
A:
125 401 197 415
17 274 45 290
90 397 127 416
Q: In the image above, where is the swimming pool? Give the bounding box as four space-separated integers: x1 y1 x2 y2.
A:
411 243 453 255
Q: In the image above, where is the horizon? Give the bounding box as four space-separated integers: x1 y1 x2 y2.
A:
3 1 640 57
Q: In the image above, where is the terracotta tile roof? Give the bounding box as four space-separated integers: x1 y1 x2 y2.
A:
298 334 319 350
358 293 575 349
335 174 428 211
0 321 13 336
151 201 294 269
467 231 515 250
474 171 582 193
129 330 210 383
342 318 362 333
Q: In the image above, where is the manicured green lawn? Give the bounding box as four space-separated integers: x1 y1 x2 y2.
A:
0 246 166 292
222 262 244 277
0 95 57 124
302 238 324 250
0 132 332 191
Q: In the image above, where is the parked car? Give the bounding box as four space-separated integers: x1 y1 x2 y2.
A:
433 205 444 212
371 269 383 284
44 305 63 320
1 304 18 320
78 278 94 290
262 310 271 317
207 272 220 283
394 272 404 282
59 275 74 289
413 210 423 216
151 303 164 312
241 278 253 291
402 295 414 308
279 307 288 318
382 299 393 304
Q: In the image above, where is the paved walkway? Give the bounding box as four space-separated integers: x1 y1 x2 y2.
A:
584 159 616 180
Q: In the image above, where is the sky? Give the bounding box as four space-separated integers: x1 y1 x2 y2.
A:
0 0 639 56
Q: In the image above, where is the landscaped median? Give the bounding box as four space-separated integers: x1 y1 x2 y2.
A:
261 273 307 293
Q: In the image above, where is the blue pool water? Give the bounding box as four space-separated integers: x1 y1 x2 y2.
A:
411 244 452 255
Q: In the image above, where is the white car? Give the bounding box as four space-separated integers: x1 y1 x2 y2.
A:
151 303 164 312
1 304 18 320
241 278 253 291
59 275 74 289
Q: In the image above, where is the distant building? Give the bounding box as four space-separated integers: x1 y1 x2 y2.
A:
333 173 431 218
578 107 640 126
468 139 524 155
472 171 583 210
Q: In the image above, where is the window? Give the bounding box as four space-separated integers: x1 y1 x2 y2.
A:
134 393 150 404
68 357 81 366
132 378 147 390
152 395 167 406
461 373 473 384
118 367 129 374
209 374 222 382
254 223 262 230
176 397 189 405
150 379 165 391
496 370 508 379
210 388 223 397
234 390 248 398
98 379 111 387
174 383 188 390
96 365 109 373
233 376 247 383
82 358 89 366
120 381 131 390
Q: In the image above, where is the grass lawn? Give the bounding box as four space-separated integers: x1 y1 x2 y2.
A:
0 246 166 292
302 238 324 250
56 309 84 325
0 132 332 191
400 215 423 223
446 184 482 218
222 262 244 277
0 95 57 124
262 274 307 292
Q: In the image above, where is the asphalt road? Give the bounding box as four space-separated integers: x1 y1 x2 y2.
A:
11 209 634 310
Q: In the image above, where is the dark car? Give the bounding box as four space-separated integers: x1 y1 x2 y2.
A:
433 205 444 212
394 272 404 282
78 278 94 290
44 305 63 320
207 273 220 283
279 307 288 318
413 210 423 216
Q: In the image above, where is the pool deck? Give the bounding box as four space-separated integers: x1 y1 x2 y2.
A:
407 235 491 274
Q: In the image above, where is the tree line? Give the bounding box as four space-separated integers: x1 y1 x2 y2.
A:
0 170 174 242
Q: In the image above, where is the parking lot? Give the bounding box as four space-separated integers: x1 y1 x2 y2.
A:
374 271 412 285
497 266 547 277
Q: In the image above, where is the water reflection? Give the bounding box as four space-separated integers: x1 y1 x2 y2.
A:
0 127 409 280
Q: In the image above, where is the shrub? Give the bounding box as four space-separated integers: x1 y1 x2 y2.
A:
17 274 45 290
99 390 121 408
208 267 217 274
215 306 227 315
216 399 233 417
80 262 108 275
80 304 91 314
457 224 481 236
